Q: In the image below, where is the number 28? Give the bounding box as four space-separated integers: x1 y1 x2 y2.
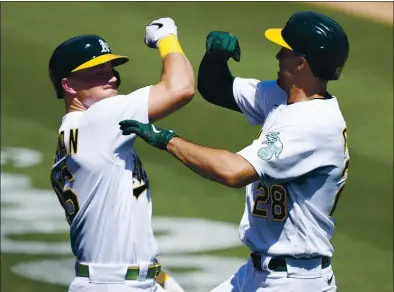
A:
252 182 288 221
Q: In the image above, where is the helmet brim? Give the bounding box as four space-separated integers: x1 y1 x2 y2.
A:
71 54 129 72
264 29 292 50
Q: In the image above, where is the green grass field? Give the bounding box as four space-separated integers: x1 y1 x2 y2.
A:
1 2 393 292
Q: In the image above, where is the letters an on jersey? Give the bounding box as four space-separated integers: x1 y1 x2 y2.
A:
51 128 80 225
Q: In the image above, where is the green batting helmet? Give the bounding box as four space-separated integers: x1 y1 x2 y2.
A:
49 34 129 99
265 11 349 80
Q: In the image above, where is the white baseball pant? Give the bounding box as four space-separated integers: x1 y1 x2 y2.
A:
67 263 167 292
211 257 336 292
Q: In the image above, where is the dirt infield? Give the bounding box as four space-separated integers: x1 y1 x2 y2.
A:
307 1 393 26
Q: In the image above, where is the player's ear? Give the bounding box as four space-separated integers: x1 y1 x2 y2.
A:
113 69 121 88
61 78 78 96
297 56 307 71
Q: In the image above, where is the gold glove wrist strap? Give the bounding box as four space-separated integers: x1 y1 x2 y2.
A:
158 35 184 58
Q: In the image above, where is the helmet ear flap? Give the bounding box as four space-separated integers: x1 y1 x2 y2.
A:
113 69 121 88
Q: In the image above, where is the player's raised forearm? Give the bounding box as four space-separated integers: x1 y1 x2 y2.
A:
145 18 195 122
167 137 257 188
198 52 239 111
161 50 194 104
148 50 194 122
197 31 242 112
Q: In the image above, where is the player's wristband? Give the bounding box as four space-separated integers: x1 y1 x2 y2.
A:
158 35 184 59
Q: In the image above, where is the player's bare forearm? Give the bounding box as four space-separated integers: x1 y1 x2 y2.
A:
167 137 259 188
161 52 194 101
118 121 259 186
149 52 195 122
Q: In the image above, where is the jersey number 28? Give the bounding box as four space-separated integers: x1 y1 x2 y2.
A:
252 182 287 221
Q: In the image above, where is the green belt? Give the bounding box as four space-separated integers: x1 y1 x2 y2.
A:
76 262 161 280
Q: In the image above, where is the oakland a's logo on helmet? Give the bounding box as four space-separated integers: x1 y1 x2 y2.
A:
257 132 283 161
98 39 111 53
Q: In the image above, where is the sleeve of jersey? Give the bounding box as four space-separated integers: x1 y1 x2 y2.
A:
116 85 152 123
237 126 321 184
232 77 264 125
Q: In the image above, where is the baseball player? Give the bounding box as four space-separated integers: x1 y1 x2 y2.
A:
49 18 192 292
118 11 350 292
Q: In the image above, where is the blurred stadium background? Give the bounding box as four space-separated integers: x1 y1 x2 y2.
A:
1 2 392 292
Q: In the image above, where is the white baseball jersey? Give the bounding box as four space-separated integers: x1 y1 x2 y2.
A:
233 78 350 258
50 86 159 264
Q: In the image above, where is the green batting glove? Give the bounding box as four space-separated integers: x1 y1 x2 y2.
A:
119 120 177 150
206 31 241 62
